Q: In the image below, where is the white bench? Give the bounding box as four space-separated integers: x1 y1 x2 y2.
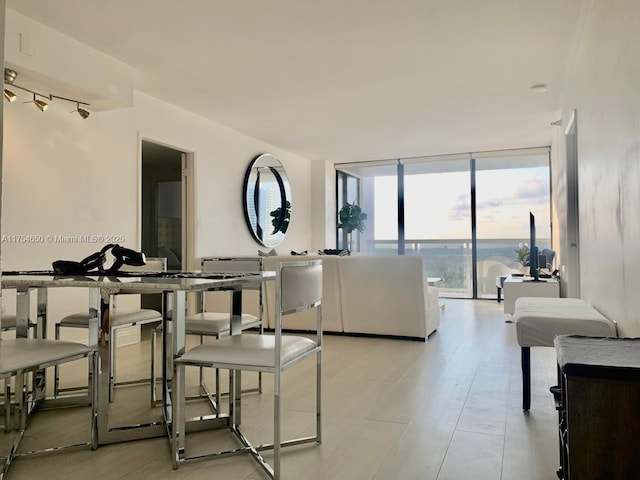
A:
514 297 617 410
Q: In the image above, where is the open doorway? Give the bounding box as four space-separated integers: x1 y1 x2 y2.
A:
564 110 580 298
141 140 191 308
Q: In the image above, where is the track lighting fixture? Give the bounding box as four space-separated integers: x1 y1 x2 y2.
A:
3 67 90 118
3 89 17 102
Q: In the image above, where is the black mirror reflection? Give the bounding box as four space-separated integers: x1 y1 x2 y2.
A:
243 153 292 248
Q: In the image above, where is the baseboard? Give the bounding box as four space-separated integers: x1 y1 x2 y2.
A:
260 327 426 342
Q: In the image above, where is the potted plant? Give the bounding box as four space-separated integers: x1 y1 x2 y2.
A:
337 201 367 251
514 243 529 273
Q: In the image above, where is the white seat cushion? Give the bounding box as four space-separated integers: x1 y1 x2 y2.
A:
515 297 617 347
0 338 93 376
184 312 260 335
60 309 161 328
110 309 162 327
176 334 317 369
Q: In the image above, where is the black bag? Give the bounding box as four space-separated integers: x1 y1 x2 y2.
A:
52 244 146 275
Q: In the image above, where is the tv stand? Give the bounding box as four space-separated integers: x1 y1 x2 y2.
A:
503 275 559 314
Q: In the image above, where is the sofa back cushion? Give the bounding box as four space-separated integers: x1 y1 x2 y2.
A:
338 255 429 339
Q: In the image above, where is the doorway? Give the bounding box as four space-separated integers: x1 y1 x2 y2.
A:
141 140 191 307
141 140 188 269
564 110 580 298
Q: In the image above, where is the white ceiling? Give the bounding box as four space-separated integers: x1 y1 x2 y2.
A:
7 0 589 163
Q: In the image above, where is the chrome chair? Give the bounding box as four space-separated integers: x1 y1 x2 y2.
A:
171 259 323 480
54 257 166 401
0 338 98 477
150 257 263 407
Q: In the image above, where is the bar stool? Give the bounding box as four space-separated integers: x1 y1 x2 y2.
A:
150 257 263 408
0 338 98 476
54 258 166 401
171 259 323 480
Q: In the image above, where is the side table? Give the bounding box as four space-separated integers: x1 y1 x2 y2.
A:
503 276 559 314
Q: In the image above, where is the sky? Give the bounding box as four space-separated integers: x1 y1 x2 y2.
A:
372 166 551 240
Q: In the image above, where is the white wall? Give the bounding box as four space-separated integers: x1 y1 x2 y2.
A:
552 0 640 335
2 89 315 337
310 159 337 252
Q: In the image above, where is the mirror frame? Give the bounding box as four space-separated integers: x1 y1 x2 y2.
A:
242 153 292 247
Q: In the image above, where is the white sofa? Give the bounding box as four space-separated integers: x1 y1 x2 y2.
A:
203 254 440 340
261 254 440 340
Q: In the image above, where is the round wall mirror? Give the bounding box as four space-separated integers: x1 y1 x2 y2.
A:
243 153 292 247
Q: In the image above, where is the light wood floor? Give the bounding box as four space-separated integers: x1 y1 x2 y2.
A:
2 299 560 480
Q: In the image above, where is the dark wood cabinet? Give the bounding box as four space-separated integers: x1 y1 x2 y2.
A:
555 336 640 480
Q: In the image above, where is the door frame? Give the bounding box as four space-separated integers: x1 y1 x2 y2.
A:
137 134 196 271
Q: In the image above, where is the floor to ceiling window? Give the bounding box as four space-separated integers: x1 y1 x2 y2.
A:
474 151 551 298
404 157 473 296
335 148 551 299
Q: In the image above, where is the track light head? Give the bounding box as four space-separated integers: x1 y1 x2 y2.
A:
33 94 48 111
4 89 17 102
4 68 17 84
76 104 90 119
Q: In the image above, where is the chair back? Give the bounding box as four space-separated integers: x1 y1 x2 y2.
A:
277 260 322 317
120 257 167 273
200 257 264 316
201 257 263 275
116 257 167 297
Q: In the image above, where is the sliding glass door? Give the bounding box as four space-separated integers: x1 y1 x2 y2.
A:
474 152 551 298
335 148 551 299
404 158 472 297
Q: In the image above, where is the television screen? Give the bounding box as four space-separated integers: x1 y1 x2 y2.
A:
529 212 539 280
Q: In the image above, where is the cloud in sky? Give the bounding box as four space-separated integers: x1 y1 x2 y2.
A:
448 169 550 224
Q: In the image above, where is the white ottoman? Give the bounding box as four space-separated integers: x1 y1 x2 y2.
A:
514 297 617 410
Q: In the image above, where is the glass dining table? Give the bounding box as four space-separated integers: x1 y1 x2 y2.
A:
1 269 275 445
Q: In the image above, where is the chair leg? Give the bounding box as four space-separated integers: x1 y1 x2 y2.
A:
109 327 117 403
90 351 99 450
171 362 186 469
4 379 11 433
273 370 281 480
150 327 158 407
316 349 322 444
215 334 221 414
198 334 204 387
521 346 531 411
53 324 61 397
215 368 221 416
11 373 29 434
